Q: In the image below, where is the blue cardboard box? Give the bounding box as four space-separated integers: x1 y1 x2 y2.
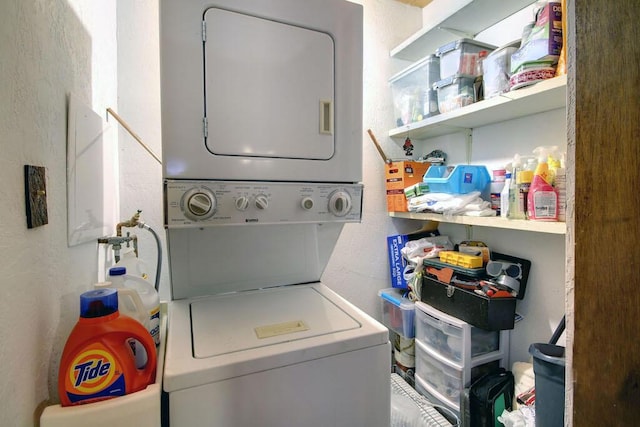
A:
387 229 440 289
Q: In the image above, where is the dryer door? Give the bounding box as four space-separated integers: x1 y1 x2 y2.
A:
204 7 335 161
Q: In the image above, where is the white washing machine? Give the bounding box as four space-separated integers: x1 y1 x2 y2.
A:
160 1 390 426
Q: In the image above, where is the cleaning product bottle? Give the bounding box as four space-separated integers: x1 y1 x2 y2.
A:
555 152 567 221
508 155 526 220
108 266 160 347
94 281 149 368
500 170 512 219
519 158 536 219
58 288 156 406
527 146 559 221
490 169 506 215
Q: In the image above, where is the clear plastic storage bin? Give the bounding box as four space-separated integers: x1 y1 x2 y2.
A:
483 44 519 99
436 38 496 79
379 288 416 338
389 55 441 126
433 74 476 113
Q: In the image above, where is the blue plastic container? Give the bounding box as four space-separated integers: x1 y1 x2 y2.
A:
423 165 491 194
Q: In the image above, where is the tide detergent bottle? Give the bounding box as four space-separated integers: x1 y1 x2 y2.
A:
58 288 156 406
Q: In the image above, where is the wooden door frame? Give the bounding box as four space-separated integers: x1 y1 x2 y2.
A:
569 0 640 424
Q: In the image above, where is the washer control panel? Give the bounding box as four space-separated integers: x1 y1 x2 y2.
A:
165 180 363 227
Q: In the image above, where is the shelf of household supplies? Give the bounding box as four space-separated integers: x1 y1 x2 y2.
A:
389 75 567 141
389 211 566 235
391 0 536 61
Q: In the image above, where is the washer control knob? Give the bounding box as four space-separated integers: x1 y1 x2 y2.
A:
301 197 314 210
183 187 216 221
235 196 250 211
254 194 269 210
328 190 352 217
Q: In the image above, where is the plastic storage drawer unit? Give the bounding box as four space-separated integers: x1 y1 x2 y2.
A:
389 55 441 126
414 373 460 416
415 340 502 412
436 38 496 79
415 301 507 367
379 288 416 338
423 165 491 194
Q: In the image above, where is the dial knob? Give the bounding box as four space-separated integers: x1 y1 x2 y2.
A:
301 197 314 210
254 194 269 210
235 196 249 211
328 190 352 217
182 187 216 221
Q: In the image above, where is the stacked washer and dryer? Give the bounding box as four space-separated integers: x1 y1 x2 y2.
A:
159 1 392 426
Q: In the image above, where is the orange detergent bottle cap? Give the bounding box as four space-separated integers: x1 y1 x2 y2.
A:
58 288 156 406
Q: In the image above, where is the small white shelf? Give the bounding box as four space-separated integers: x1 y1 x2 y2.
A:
389 75 567 140
391 0 536 61
389 211 566 234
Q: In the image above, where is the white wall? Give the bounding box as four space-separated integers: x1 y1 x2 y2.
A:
115 0 169 301
322 0 424 319
0 1 118 424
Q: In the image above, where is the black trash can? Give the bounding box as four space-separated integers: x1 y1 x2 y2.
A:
529 343 565 427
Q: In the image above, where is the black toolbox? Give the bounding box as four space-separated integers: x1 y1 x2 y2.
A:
420 252 531 331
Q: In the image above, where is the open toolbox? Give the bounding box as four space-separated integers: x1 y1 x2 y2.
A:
420 252 531 331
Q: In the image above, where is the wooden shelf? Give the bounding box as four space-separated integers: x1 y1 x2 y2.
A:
389 211 566 234
391 0 536 61
389 75 566 140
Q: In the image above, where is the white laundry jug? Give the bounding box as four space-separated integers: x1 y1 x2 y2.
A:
107 266 161 347
113 248 151 282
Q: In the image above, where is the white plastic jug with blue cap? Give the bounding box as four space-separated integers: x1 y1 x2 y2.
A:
114 247 151 282
107 266 161 347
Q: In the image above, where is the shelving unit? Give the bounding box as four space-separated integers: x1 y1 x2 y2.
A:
389 75 566 140
391 0 535 61
389 211 566 234
385 1 574 422
387 74 567 234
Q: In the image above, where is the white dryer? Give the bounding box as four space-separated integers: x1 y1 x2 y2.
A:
160 1 391 426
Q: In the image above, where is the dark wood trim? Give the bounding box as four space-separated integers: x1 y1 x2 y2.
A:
571 0 640 423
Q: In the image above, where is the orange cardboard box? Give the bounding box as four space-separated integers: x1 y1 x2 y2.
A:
385 161 431 212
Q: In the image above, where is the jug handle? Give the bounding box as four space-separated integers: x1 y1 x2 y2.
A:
116 288 148 327
116 328 158 388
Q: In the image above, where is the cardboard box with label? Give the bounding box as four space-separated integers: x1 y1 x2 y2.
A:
385 161 431 212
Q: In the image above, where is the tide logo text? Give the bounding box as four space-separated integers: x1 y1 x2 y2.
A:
74 359 111 387
68 349 117 393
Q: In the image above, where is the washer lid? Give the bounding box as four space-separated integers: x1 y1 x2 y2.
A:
163 283 389 392
191 286 360 358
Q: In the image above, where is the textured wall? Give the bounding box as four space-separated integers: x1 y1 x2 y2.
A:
322 0 424 319
0 1 117 424
114 0 169 301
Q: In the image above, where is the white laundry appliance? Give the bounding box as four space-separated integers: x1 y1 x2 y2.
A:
160 1 391 426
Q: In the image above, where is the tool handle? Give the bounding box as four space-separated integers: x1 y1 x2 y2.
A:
366 129 389 164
